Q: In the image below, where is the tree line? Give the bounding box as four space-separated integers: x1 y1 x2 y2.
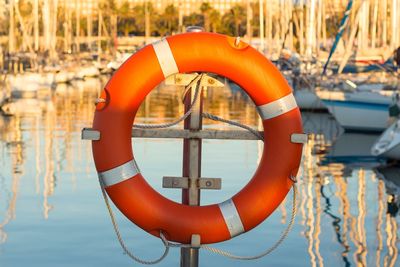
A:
1 0 349 54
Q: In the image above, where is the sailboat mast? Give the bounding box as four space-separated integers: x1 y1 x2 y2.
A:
51 0 59 58
358 0 369 50
145 2 150 44
88 9 93 50
266 0 272 48
391 0 398 48
43 0 50 51
178 1 183 33
382 0 387 46
34 0 39 51
321 0 326 47
306 0 316 59
97 10 102 62
246 0 252 42
8 0 15 53
316 0 322 55
68 7 72 52
259 0 264 52
371 0 378 48
288 0 293 50
299 0 304 54
76 0 80 52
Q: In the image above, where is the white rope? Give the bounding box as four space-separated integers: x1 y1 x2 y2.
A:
202 112 264 141
100 181 170 265
102 181 297 263
201 184 297 260
157 184 297 260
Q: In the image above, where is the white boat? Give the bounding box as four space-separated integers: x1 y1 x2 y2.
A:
106 52 132 71
371 119 400 160
75 65 100 79
43 64 75 84
1 98 54 116
7 73 53 98
316 88 396 132
94 60 113 74
54 70 75 84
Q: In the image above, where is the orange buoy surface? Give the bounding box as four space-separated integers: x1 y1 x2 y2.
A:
92 32 303 244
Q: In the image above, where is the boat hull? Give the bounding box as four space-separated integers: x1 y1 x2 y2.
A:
294 89 326 110
322 99 389 132
317 90 392 132
371 120 400 160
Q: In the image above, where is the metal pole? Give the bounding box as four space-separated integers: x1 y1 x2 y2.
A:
180 71 202 267
180 26 204 267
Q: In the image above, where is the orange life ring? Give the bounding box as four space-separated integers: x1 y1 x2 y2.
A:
92 32 303 244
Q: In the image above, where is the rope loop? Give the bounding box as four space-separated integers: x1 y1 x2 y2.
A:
200 184 297 260
155 184 297 259
100 183 170 265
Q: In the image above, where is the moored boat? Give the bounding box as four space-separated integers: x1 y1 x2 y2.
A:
371 119 400 160
316 86 397 132
1 98 54 116
7 73 53 98
74 65 100 79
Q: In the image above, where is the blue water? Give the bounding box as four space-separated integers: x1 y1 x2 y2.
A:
0 78 399 266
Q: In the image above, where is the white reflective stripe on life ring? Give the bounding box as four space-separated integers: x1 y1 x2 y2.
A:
98 159 139 187
152 38 179 78
218 199 245 238
257 93 297 120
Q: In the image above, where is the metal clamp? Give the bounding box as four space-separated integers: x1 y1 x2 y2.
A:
289 174 298 183
162 176 221 190
95 98 106 105
164 73 224 88
82 128 100 141
191 235 201 248
290 133 308 144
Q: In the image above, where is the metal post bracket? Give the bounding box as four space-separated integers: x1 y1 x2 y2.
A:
191 235 201 248
291 133 308 144
164 73 224 88
163 176 221 190
82 128 101 141
132 128 261 140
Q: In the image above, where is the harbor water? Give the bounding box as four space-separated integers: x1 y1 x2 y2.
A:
0 77 399 266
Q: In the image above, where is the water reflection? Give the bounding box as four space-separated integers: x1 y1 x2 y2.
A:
0 77 399 266
376 164 400 267
0 78 102 246
300 132 400 267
